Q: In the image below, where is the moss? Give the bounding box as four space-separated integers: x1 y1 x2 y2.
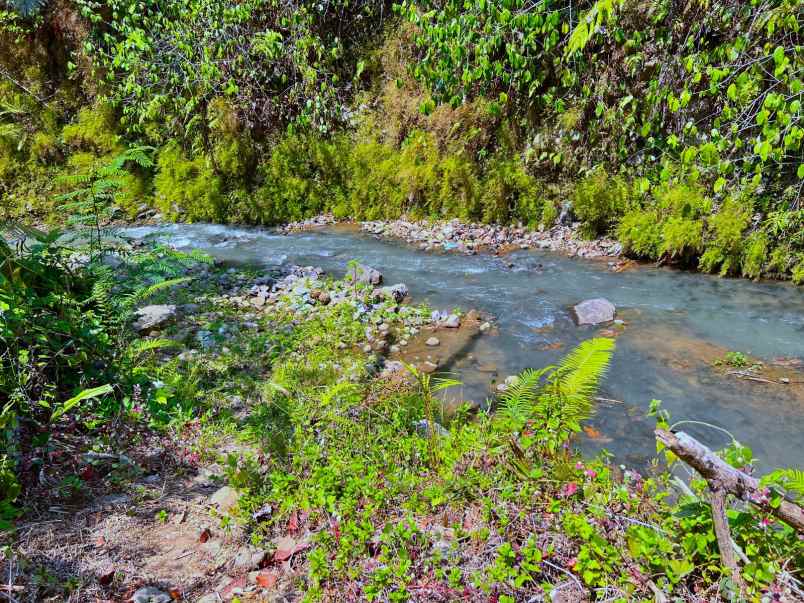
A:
540 201 559 228
792 257 804 285
30 131 60 163
572 167 630 237
62 103 120 155
436 155 480 220
154 142 225 222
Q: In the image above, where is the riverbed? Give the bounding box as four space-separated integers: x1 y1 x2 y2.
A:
121 223 804 471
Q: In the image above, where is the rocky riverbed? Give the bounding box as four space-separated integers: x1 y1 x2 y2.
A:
279 214 624 264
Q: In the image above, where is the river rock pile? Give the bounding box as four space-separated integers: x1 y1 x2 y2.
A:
361 218 622 258
278 213 337 233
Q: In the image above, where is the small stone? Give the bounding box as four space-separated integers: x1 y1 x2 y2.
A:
389 344 400 354
414 419 448 437
780 377 790 384
479 322 491 332
209 486 240 513
337 342 348 350
130 587 172 603
231 545 267 570
426 337 440 347
252 296 267 308
420 361 438 374
197 594 219 603
362 344 373 353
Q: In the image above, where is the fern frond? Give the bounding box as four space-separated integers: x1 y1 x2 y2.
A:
555 338 615 401
125 338 180 359
123 276 192 309
762 468 804 501
498 367 551 426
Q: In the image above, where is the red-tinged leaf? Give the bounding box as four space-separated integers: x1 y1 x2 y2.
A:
287 510 298 534
273 535 297 562
331 519 341 543
220 575 247 598
98 568 115 586
198 527 211 543
80 466 95 481
96 535 106 547
168 587 182 600
255 571 278 588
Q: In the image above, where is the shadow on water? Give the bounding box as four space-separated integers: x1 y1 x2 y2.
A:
120 223 804 472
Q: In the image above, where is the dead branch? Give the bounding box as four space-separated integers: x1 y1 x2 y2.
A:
655 429 804 532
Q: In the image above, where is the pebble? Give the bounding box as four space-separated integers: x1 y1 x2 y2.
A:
130 587 172 603
479 322 491 332
426 337 440 347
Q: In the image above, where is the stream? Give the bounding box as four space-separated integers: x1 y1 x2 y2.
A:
121 223 804 472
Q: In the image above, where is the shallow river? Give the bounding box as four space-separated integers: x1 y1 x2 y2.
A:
122 223 804 471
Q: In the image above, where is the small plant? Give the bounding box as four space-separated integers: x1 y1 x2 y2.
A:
715 351 750 368
155 509 169 523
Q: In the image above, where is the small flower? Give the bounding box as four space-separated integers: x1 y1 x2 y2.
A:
561 482 579 497
575 461 585 470
759 517 772 529
584 469 597 479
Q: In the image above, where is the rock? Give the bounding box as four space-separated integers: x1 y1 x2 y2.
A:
348 263 383 285
209 485 240 513
382 360 405 375
443 314 460 328
465 309 480 322
197 594 219 603
130 587 172 603
252 295 267 308
479 321 491 332
414 419 448 438
425 337 440 347
231 545 267 570
374 283 408 302
317 291 331 305
132 305 177 332
572 298 616 325
389 344 400 354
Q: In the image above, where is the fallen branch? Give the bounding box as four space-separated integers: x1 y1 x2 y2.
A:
655 429 804 532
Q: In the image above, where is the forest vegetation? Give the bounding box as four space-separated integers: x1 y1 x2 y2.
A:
1 0 803 601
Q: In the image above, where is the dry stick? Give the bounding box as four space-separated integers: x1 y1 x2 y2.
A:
655 429 804 532
708 487 744 590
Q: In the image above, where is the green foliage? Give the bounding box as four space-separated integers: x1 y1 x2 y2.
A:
572 168 629 237
76 0 392 145
499 338 615 447
699 197 752 276
61 104 120 155
154 142 224 222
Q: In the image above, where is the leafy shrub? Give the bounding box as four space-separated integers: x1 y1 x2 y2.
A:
699 198 752 275
154 142 225 222
618 208 662 257
480 155 542 225
572 167 629 237
659 217 703 261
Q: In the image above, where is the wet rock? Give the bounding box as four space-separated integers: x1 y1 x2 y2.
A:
373 283 409 302
479 321 491 333
132 305 177 332
348 263 383 285
130 586 172 603
443 314 461 328
210 485 240 513
420 361 438 374
426 337 440 347
572 298 616 325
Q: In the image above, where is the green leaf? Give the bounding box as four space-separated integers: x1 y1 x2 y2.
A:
51 384 114 422
798 164 804 179
713 177 726 193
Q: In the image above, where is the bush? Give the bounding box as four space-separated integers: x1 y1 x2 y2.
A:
154 142 225 222
618 208 662 257
699 198 752 275
480 155 542 225
572 167 629 237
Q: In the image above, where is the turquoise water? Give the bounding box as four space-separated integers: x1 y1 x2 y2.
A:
122 223 804 471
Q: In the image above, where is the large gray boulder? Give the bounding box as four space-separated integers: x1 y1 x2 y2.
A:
572 298 616 325
132 304 177 332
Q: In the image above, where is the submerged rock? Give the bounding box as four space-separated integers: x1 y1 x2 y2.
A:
426 336 440 347
573 298 616 325
130 587 172 603
132 304 177 332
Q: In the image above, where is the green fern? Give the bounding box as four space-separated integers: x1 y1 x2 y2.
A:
762 468 804 502
498 338 615 440
125 338 180 359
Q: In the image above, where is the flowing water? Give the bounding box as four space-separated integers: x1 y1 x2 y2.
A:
121 223 804 471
